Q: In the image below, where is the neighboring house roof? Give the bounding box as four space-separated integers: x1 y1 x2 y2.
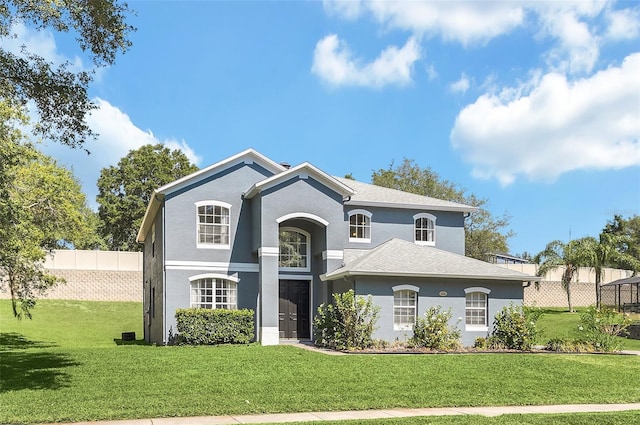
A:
322 238 540 282
137 149 285 243
334 177 476 213
244 162 355 199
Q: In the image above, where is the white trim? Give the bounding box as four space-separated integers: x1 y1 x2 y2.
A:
348 209 372 243
276 212 329 227
165 260 259 273
413 212 437 221
322 270 535 281
278 274 312 280
345 200 476 213
261 326 280 346
279 227 311 272
322 250 343 260
195 201 231 250
188 272 239 283
413 212 436 246
465 325 489 332
392 284 420 293
258 247 279 257
464 287 491 294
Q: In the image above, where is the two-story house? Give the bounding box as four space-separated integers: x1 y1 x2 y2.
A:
136 149 537 346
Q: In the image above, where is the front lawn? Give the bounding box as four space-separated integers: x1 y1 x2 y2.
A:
1 300 639 424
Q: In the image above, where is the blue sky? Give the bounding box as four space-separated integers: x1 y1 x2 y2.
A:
9 0 640 256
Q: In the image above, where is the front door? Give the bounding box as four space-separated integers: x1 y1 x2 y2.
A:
279 280 310 339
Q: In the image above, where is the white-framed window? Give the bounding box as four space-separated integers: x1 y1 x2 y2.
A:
190 277 237 310
279 227 310 271
195 201 231 249
393 285 419 330
348 209 372 243
413 213 436 246
464 287 491 330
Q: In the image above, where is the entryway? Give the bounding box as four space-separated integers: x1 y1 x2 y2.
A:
278 279 310 339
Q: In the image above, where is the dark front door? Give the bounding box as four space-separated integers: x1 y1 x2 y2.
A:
279 280 310 339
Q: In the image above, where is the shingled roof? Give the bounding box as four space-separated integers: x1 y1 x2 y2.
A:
334 177 476 212
322 238 539 282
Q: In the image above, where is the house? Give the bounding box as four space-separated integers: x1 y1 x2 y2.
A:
136 149 538 346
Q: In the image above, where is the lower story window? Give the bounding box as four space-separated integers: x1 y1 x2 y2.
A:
190 278 237 310
394 289 417 330
465 292 487 326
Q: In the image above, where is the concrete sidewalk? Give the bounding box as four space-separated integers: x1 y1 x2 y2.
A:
46 403 640 425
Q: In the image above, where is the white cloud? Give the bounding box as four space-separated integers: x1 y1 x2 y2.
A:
450 74 470 94
42 98 201 207
450 53 640 185
605 7 640 40
311 34 420 87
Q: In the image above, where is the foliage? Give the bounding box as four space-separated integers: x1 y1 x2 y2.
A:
490 304 541 350
174 308 254 345
3 300 640 424
1 109 101 318
314 290 380 350
371 159 513 260
97 144 198 251
410 306 461 350
0 0 134 148
602 214 640 265
534 238 595 312
545 337 595 353
578 306 632 352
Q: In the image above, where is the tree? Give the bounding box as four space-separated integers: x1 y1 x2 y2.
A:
1 0 135 148
534 238 594 313
97 144 199 251
1 135 101 317
372 159 513 260
602 215 640 265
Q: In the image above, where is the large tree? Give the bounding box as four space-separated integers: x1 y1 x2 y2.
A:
534 238 594 313
97 144 199 251
0 0 134 148
372 159 513 260
602 215 640 265
1 133 102 318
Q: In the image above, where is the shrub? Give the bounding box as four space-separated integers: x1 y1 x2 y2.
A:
578 306 631 352
313 290 380 350
411 306 461 350
175 308 254 345
491 304 540 350
545 337 594 353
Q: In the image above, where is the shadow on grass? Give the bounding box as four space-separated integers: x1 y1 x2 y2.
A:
113 338 149 346
0 333 79 392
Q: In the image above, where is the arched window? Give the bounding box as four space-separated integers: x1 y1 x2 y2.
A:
348 209 372 243
413 213 436 245
196 201 231 248
393 285 419 330
464 287 491 329
279 228 310 271
190 277 237 310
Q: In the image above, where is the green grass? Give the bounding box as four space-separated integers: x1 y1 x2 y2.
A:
535 307 640 350
1 300 640 424
277 411 640 425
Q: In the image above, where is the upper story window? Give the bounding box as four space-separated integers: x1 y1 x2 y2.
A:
464 287 491 331
348 209 372 243
190 277 237 310
195 201 231 249
413 213 436 246
279 227 310 271
393 285 419 330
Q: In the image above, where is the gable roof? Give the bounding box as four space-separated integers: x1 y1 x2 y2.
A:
244 162 355 199
334 177 476 213
322 238 540 282
137 149 285 243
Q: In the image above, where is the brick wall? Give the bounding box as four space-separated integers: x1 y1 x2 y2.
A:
0 250 143 302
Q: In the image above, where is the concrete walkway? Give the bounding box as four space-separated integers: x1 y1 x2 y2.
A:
46 403 640 425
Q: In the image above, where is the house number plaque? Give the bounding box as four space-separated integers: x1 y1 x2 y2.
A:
439 291 447 297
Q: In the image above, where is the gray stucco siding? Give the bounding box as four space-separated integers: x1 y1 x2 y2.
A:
163 163 269 265
350 276 524 347
343 207 466 255
143 209 165 344
163 269 260 343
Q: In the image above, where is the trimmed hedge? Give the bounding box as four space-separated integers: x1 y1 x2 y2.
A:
175 308 254 345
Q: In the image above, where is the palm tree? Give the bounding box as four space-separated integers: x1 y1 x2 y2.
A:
534 239 593 313
582 233 640 307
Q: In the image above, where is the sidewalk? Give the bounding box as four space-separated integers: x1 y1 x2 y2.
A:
47 403 640 425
